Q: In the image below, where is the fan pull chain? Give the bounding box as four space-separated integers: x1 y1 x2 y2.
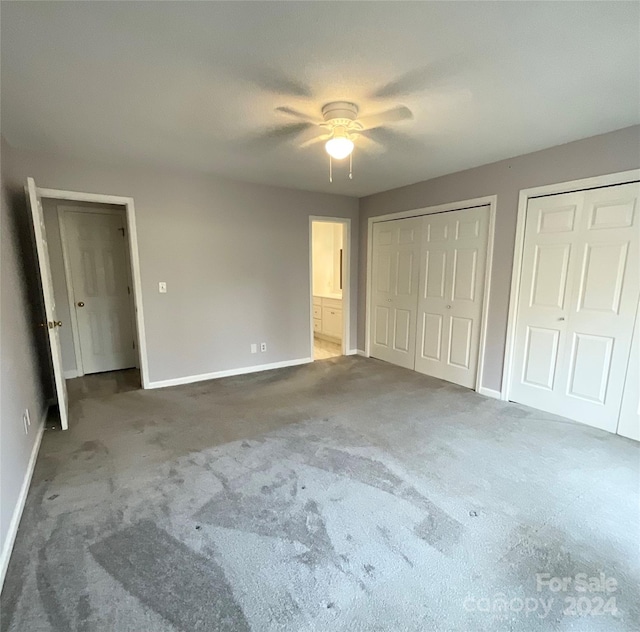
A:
349 153 353 180
329 155 333 183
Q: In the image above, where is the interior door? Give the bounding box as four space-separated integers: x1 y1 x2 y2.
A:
26 178 69 430
415 206 490 388
510 182 640 432
369 217 421 369
63 209 137 374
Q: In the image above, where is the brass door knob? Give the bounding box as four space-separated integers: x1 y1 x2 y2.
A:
54 321 63 327
77 301 85 307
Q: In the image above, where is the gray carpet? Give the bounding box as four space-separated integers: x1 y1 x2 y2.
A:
1 356 638 631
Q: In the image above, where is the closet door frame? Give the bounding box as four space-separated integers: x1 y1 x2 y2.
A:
502 169 640 405
365 195 497 393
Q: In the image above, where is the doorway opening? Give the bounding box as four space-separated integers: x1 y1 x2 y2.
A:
43 199 139 384
310 218 349 361
27 178 148 430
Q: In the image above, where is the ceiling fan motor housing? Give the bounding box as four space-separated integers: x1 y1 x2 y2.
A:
322 101 359 126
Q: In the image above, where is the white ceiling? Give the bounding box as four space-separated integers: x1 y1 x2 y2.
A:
2 2 638 197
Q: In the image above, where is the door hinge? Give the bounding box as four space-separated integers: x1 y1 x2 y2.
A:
132 340 136 349
127 286 131 295
118 227 126 238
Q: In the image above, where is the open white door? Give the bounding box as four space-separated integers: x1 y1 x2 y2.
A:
26 177 69 429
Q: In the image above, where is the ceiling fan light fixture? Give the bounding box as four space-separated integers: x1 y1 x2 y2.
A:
325 131 354 160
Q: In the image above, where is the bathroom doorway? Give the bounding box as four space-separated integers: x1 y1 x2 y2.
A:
310 219 349 360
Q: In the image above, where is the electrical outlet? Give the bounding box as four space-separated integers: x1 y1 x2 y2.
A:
250 343 257 354
260 342 267 352
159 281 167 293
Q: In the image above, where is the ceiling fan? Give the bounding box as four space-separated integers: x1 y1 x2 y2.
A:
259 101 414 182
238 59 472 181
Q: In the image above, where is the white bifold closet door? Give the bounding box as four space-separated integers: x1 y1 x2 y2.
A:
617 301 639 440
414 206 490 388
370 217 422 369
510 182 639 433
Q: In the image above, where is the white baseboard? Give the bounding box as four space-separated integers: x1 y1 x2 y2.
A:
147 357 313 389
356 349 368 357
478 386 502 400
64 369 80 379
345 349 358 356
0 405 47 589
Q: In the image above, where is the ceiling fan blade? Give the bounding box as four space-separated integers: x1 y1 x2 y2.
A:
354 133 385 153
361 127 426 153
370 58 465 99
245 122 315 149
358 106 413 130
299 132 330 149
234 65 312 98
275 106 321 124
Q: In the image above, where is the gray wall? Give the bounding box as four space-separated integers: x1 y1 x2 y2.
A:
2 139 358 385
0 152 49 575
359 125 640 391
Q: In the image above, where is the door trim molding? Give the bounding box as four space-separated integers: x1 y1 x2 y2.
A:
365 195 497 393
501 169 640 403
309 216 351 359
37 187 150 388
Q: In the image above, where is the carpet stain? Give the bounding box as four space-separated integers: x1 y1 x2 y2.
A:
37 548 72 632
90 521 250 632
377 525 414 567
297 444 464 554
79 440 108 454
196 491 336 568
76 594 92 632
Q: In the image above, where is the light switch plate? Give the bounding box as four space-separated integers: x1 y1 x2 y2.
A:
159 282 167 293
250 343 257 354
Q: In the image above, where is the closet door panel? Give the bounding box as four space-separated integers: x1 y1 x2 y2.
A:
415 206 490 388
369 217 422 369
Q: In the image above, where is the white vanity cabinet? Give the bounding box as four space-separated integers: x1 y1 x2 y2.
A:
313 296 342 342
